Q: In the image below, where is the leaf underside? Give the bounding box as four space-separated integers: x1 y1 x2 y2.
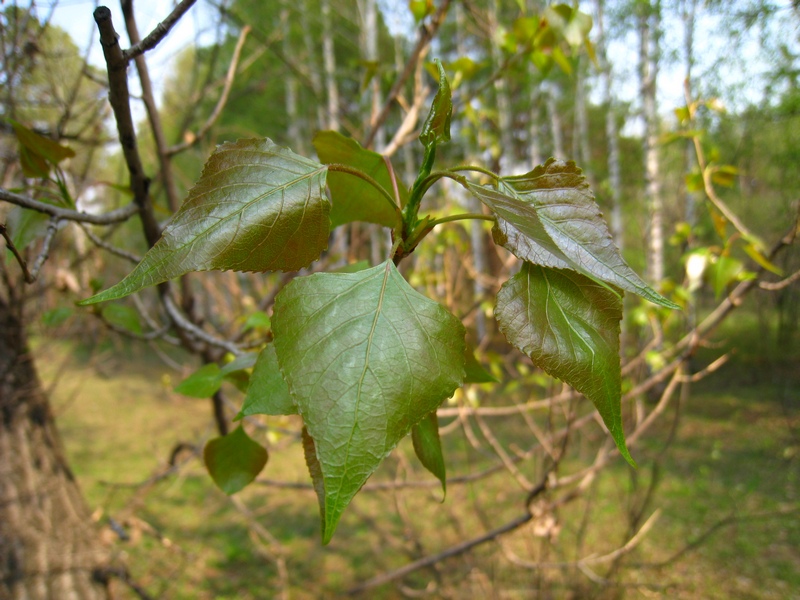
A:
273 261 465 543
468 158 679 309
495 263 634 466
80 138 330 305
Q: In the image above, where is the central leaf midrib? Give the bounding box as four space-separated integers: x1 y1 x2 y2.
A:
132 168 326 283
329 262 392 511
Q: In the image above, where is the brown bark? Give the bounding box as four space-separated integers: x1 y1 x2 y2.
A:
0 274 109 599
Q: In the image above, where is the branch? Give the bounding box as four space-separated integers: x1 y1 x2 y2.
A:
166 25 251 156
94 6 162 248
26 216 59 282
346 475 550 595
0 187 139 225
121 0 197 61
162 295 243 356
760 267 800 291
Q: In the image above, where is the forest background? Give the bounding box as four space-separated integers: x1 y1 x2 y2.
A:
0 0 798 598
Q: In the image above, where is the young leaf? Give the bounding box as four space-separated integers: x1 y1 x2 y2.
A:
236 344 297 420
11 120 75 178
272 261 465 543
469 158 679 309
174 363 223 398
313 131 405 227
411 410 447 496
419 60 452 149
204 426 268 495
79 139 330 305
495 263 634 466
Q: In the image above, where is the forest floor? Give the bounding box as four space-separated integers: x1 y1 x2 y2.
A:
37 308 799 599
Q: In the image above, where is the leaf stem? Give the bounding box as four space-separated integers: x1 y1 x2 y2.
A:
326 163 403 223
447 164 501 181
427 213 496 228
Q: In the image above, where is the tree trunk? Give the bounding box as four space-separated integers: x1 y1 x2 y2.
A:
0 275 109 600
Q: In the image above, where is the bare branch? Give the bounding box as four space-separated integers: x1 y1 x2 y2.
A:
167 25 252 156
0 222 33 282
122 0 198 61
77 222 141 264
27 216 59 282
760 267 800 291
0 187 139 225
163 295 243 356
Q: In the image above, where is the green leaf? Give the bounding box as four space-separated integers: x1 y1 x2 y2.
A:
79 139 330 305
710 255 744 299
236 344 297 420
42 306 73 327
464 345 498 384
313 131 405 227
6 206 50 252
204 426 268 495
11 119 75 177
495 263 634 466
101 303 142 335
220 352 258 394
273 261 465 543
174 363 222 398
242 311 271 332
467 158 679 309
302 427 327 530
419 60 452 148
411 411 446 496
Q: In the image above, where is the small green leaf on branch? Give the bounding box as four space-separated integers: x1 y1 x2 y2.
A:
412 410 447 496
204 426 268 495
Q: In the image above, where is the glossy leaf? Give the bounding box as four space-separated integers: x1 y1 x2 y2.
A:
468 158 678 309
411 411 446 496
495 263 634 466
419 60 452 148
236 344 297 419
313 131 405 227
204 426 268 495
174 363 222 398
79 139 330 305
272 261 465 543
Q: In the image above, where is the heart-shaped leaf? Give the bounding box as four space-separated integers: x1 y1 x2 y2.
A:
495 263 634 466
313 131 405 227
79 138 330 305
273 261 465 543
204 426 268 495
468 158 679 309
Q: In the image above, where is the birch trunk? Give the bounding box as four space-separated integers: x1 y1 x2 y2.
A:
639 0 664 284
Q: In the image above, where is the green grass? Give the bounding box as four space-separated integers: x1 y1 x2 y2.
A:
34 309 800 599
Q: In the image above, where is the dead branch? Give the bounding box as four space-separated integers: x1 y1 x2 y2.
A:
122 0 198 61
0 187 139 224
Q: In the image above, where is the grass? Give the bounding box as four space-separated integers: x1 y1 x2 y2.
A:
34 304 800 599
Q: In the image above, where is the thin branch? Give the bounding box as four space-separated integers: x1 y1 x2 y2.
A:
0 222 33 282
27 216 59 282
760 267 800 291
162 295 243 356
122 0 198 61
77 222 141 264
0 187 139 225
167 25 251 156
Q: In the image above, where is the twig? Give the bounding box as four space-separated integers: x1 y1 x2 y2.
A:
167 25 251 156
1 222 33 282
122 0 197 61
162 295 243 356
27 216 59 282
760 267 800 291
78 222 141 264
0 187 139 225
